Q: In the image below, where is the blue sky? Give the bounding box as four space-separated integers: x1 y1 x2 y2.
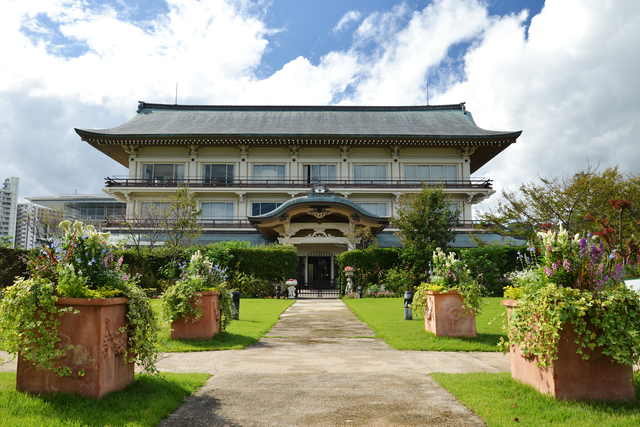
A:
2 0 639 216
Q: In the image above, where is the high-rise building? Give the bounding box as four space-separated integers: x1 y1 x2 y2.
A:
15 203 60 249
0 177 19 247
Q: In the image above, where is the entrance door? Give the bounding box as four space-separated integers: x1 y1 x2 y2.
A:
308 254 332 289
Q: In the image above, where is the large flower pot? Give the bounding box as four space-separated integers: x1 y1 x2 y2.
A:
502 300 636 401
17 297 134 399
424 291 476 337
170 291 221 340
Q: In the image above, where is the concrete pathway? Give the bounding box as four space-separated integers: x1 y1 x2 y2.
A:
155 299 510 426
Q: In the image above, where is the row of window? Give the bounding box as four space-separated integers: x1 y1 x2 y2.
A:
141 201 389 219
142 163 457 182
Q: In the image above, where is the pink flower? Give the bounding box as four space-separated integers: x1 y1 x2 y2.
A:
544 267 553 277
563 259 571 272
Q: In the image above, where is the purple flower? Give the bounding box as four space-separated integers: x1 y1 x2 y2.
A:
544 266 553 277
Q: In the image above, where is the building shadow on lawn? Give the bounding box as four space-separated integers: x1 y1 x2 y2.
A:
158 331 259 352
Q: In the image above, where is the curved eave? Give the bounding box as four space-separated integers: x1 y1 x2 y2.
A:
75 128 522 141
247 194 390 239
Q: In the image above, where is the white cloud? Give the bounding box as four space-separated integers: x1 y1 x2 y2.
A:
332 10 361 34
1 0 640 217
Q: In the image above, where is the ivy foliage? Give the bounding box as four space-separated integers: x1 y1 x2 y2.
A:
162 250 234 330
0 221 159 375
410 248 483 317
502 226 640 367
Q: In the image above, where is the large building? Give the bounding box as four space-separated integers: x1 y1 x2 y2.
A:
0 177 19 247
75 102 521 288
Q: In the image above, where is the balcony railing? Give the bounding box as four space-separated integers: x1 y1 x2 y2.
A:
104 218 478 230
104 177 493 189
104 218 254 229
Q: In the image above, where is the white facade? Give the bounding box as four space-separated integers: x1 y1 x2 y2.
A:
0 177 19 247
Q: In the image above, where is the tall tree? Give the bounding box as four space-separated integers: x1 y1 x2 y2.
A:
394 185 458 276
162 186 202 260
477 166 640 241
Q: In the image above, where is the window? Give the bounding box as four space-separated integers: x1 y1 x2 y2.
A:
253 165 285 181
203 164 234 184
404 165 456 181
356 203 388 216
354 165 386 183
252 202 283 216
303 165 336 183
140 202 170 219
201 202 234 221
142 164 184 182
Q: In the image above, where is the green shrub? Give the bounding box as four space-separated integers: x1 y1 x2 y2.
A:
337 247 400 292
456 245 527 297
0 247 29 289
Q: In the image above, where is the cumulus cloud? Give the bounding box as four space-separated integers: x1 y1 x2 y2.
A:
1 0 639 217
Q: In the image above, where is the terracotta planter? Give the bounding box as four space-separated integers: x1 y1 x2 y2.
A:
17 297 134 399
423 291 476 337
502 299 636 401
171 291 221 340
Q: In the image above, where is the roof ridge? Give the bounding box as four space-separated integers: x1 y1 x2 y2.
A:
136 101 466 113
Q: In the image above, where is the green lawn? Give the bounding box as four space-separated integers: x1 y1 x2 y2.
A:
154 298 295 352
432 371 640 427
0 372 209 427
343 297 506 351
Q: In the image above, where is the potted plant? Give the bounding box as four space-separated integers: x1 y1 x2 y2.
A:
0 221 159 399
501 225 640 401
162 250 233 339
411 248 482 337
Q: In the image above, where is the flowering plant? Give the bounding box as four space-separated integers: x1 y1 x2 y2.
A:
502 225 640 367
162 250 234 330
0 220 158 375
285 279 298 285
411 248 483 316
344 266 355 271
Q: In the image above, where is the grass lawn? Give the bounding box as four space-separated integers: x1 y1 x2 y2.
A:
154 298 294 352
0 371 209 427
343 297 506 351
431 371 640 427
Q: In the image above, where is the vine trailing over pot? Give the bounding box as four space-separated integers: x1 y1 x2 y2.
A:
162 250 234 330
410 247 483 316
0 221 159 375
501 225 640 367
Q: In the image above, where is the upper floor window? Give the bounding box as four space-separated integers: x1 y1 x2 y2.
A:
252 202 283 216
354 165 386 183
303 165 336 183
356 202 388 216
404 165 456 180
202 202 234 220
142 164 184 182
253 165 285 181
203 164 234 184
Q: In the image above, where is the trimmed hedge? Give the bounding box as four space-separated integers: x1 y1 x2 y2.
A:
456 246 526 297
119 244 298 296
227 246 298 283
335 245 526 297
0 247 30 289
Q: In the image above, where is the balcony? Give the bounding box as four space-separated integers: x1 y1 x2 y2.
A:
104 177 492 190
104 218 254 229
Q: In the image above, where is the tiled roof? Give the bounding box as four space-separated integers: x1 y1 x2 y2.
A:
75 102 521 140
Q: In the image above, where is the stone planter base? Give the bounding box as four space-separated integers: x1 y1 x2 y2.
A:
171 292 221 340
17 297 134 399
502 300 636 401
424 291 476 337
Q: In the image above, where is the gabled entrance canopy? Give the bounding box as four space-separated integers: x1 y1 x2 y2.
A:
248 186 390 247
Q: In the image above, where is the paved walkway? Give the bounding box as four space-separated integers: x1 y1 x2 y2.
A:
0 298 510 425
156 299 509 426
